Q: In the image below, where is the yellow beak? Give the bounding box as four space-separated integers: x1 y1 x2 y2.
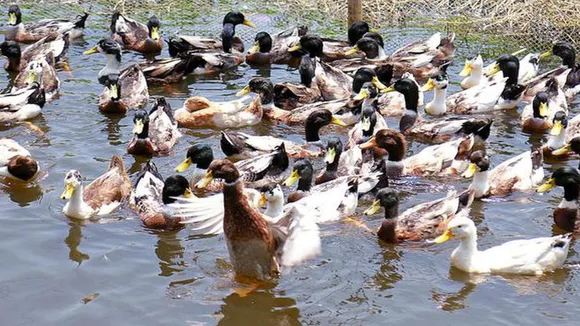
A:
288 43 301 52
150 26 161 41
83 45 99 55
421 78 436 92
344 45 360 56
380 86 395 93
8 12 16 25
551 144 572 156
537 178 556 193
259 193 267 207
324 147 336 164
461 163 478 179
60 183 75 200
331 115 347 127
195 171 213 189
538 102 549 119
183 187 195 198
132 119 145 135
371 76 387 90
24 71 37 84
353 88 369 101
248 43 260 55
511 48 527 56
540 50 552 59
432 229 454 244
282 169 300 187
175 157 192 172
363 199 381 215
236 85 251 97
487 62 501 75
459 62 473 77
242 18 255 28
550 120 563 136
359 136 377 149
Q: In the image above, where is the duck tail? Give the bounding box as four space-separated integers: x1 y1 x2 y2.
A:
552 233 573 249
110 11 121 33
75 12 89 29
108 155 126 174
457 188 475 211
272 142 289 172
220 130 246 156
530 146 544 170
134 160 162 187
166 37 190 58
150 96 176 124
28 84 46 108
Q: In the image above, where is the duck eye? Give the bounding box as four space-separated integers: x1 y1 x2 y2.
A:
457 225 462 229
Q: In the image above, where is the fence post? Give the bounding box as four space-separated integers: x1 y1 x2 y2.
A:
348 0 362 27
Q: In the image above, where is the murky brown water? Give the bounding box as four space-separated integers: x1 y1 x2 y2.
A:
1 3 580 325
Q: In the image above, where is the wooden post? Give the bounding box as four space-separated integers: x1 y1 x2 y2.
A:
348 0 362 27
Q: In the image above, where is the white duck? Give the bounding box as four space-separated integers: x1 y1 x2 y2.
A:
0 138 39 181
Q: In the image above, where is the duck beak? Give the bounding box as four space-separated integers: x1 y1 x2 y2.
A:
344 45 360 56
195 171 213 189
60 182 75 200
83 45 99 55
550 120 563 136
363 200 381 215
461 163 478 179
24 71 37 85
132 119 145 134
537 178 556 193
183 187 195 198
459 62 473 77
259 193 267 207
552 144 572 156
324 147 336 164
353 88 369 101
539 102 549 119
487 62 501 75
421 78 436 92
236 86 251 97
359 136 377 149
540 50 552 59
150 26 161 40
288 43 301 52
282 169 299 187
242 18 255 28
175 157 192 172
331 115 347 127
380 86 395 93
371 76 387 90
432 229 454 243
8 12 16 25
248 42 260 55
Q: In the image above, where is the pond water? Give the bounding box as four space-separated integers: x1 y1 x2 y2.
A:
1 2 579 326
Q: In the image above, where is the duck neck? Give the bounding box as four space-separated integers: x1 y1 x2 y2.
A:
67 185 89 212
305 121 323 142
471 171 489 198
456 233 479 257
221 23 235 53
223 178 247 209
430 86 447 114
297 174 312 192
264 197 284 217
547 131 566 149
562 53 576 69
469 66 484 82
7 57 20 72
399 109 418 134
100 54 121 77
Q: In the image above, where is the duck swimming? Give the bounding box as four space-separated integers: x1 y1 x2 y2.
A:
98 65 149 114
0 138 39 182
537 167 580 232
128 99 181 156
111 13 163 54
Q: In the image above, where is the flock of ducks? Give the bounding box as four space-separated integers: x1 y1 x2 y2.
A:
3 5 580 285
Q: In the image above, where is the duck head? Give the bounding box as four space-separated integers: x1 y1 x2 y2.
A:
60 170 83 200
542 42 576 68
352 67 387 94
7 5 21 26
249 32 272 54
462 150 489 178
237 77 274 105
347 21 371 46
431 210 475 243
147 16 161 40
364 188 399 218
283 159 313 191
195 159 241 189
459 54 483 77
176 144 214 172
305 109 347 142
422 71 449 92
359 129 407 162
162 175 194 204
288 35 324 58
132 109 150 139
324 137 343 168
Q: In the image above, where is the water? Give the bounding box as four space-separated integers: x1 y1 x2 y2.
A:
1 3 580 326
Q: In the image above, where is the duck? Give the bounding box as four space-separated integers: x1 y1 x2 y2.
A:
245 27 307 65
12 57 59 101
374 68 425 116
167 11 254 56
421 70 449 116
431 210 571 275
320 21 372 62
174 77 271 129
127 98 181 156
178 159 322 280
364 188 473 243
98 65 149 114
459 54 486 90
521 79 567 133
220 109 347 159
0 138 39 182
346 84 388 149
258 184 286 218
447 55 525 114
83 39 123 84
175 143 289 191
110 13 163 54
316 137 357 185
0 33 68 73
0 82 45 123
60 155 132 220
537 167 580 232
461 50 533 90
6 5 88 43
386 77 493 144
551 133 580 157
462 149 544 198
359 129 478 178
540 42 580 99
130 161 194 229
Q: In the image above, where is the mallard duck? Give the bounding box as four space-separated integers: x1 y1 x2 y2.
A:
316 137 354 185
551 133 580 157
98 65 149 114
110 13 163 54
130 162 194 229
12 57 59 101
346 84 388 149
167 11 254 56
176 143 289 191
544 112 576 157
220 109 347 159
128 98 181 156
246 27 306 65
174 77 271 129
60 155 132 220
0 82 45 123
0 138 39 182
537 167 580 232
320 21 372 62
83 39 123 84
184 159 322 280
521 79 567 133
431 210 571 275
359 129 478 177
540 42 580 99
6 5 88 43
462 149 544 198
364 188 473 243
0 33 68 73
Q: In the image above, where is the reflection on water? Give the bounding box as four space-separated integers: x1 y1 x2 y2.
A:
64 221 90 265
372 245 403 291
1 179 44 207
154 230 187 277
101 114 124 146
218 290 300 326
